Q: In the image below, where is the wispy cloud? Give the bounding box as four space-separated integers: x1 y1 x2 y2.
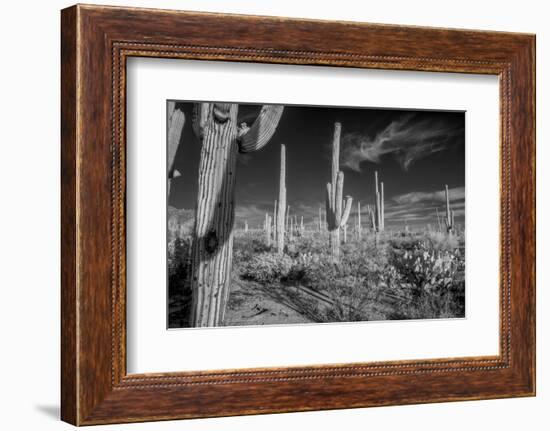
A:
383 186 465 226
392 186 465 205
341 114 464 172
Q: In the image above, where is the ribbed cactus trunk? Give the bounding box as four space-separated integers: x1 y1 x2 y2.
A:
189 103 238 327
325 122 353 259
276 144 286 254
190 102 283 327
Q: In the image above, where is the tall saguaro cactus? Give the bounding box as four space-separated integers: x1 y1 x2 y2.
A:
325 122 353 259
374 171 385 232
276 144 287 254
190 103 284 327
444 184 455 235
357 200 362 239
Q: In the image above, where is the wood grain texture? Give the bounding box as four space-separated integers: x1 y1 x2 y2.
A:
60 4 536 425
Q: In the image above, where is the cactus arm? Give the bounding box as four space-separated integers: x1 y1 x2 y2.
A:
335 171 344 226
192 103 211 138
238 105 284 153
340 196 353 228
167 102 185 178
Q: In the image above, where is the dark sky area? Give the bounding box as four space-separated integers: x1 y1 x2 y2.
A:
168 102 465 231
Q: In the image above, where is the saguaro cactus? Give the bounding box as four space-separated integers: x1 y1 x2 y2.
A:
264 214 272 246
190 103 284 327
357 200 362 239
436 207 443 233
276 144 287 254
273 200 278 243
325 122 353 258
374 171 385 232
444 184 455 235
167 102 186 198
369 206 376 231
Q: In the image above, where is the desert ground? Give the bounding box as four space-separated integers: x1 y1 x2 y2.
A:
168 225 465 328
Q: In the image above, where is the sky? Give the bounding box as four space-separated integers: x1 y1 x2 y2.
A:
168 102 465 231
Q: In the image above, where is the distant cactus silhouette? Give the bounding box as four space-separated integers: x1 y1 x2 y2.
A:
444 184 455 235
373 171 385 232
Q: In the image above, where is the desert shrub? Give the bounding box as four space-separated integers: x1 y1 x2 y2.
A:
392 246 462 294
424 231 460 251
233 234 271 257
388 236 424 252
322 274 375 322
240 252 294 283
233 233 273 273
290 245 392 322
168 236 192 284
389 240 465 318
167 235 193 327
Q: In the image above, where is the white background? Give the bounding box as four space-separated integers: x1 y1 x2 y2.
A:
0 0 547 430
127 59 499 373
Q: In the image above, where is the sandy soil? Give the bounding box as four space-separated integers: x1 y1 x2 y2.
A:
225 277 314 326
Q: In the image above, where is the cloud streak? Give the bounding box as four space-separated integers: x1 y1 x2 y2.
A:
341 114 464 171
383 186 465 226
392 186 465 205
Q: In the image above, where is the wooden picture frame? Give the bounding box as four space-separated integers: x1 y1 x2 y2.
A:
61 4 535 425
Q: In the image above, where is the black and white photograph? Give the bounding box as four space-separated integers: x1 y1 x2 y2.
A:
167 101 466 328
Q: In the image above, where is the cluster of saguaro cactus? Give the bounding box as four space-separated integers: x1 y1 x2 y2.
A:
189 102 284 327
444 184 455 235
373 171 385 232
325 122 353 259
